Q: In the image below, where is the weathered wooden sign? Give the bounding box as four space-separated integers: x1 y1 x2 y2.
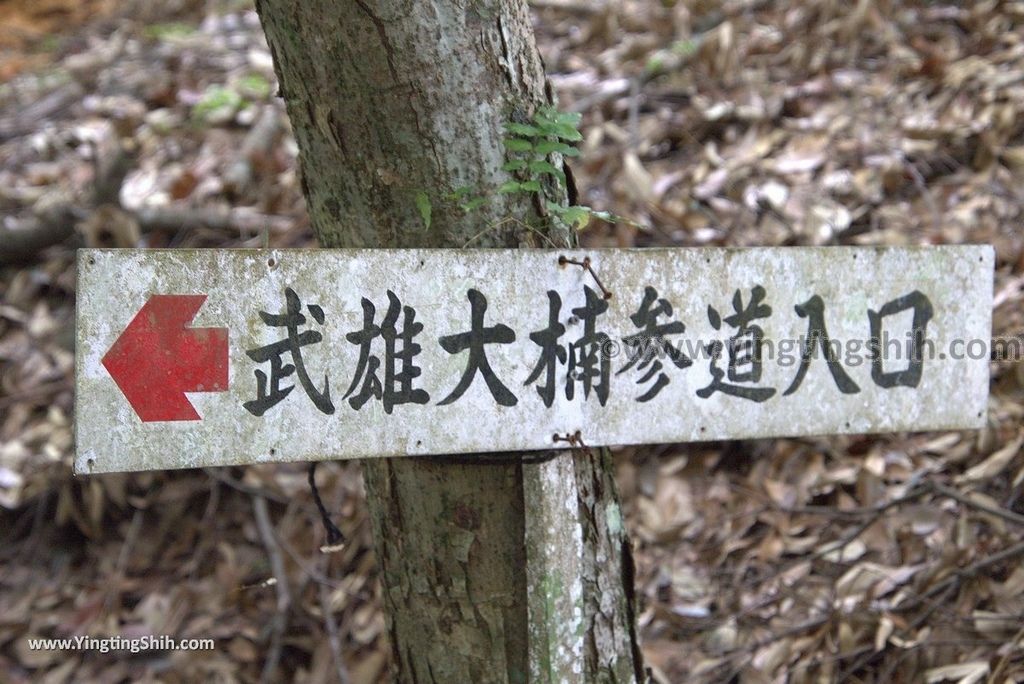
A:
75 246 993 474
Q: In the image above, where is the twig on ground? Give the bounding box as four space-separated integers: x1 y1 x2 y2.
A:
716 614 834 682
225 105 283 192
897 539 1024 613
318 571 352 684
0 200 78 265
188 478 223 583
91 133 136 206
103 509 144 615
743 483 929 591
988 623 1024 684
276 533 343 590
0 82 84 143
928 480 1024 526
134 205 293 234
529 0 606 14
204 468 289 504
839 581 958 681
904 158 942 235
0 200 292 265
0 379 72 410
252 494 291 684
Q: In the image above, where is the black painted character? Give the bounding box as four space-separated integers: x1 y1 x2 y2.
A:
868 290 933 388
567 286 613 406
618 286 692 402
343 290 430 413
784 294 860 396
523 290 567 408
244 287 335 416
438 289 518 407
525 285 612 407
698 286 775 402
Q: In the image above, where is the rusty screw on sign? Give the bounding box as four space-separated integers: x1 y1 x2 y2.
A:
553 430 594 457
558 255 613 300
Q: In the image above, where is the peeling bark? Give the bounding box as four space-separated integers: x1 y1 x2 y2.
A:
255 1 642 680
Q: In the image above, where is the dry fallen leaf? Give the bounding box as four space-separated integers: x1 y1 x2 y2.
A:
956 431 1024 484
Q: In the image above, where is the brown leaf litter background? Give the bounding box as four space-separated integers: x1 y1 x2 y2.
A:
2 0 1024 682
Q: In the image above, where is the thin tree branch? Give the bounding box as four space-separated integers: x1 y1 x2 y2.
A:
318 575 352 684
252 494 291 684
927 480 1024 527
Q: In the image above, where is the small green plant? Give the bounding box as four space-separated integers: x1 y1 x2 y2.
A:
237 73 272 100
414 190 432 230
500 106 580 188
645 38 699 76
190 76 273 125
502 106 599 229
448 105 633 234
143 22 196 41
191 85 243 123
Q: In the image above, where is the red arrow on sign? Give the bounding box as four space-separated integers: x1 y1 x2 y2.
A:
102 294 229 422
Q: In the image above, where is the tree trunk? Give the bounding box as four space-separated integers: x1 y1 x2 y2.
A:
254 2 643 681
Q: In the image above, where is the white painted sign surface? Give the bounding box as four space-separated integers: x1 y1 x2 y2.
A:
75 246 993 473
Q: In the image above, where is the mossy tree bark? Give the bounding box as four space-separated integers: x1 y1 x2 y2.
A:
254 1 643 681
